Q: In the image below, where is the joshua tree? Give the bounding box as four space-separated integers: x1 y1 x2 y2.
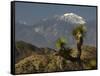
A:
56 37 67 50
56 37 71 59
72 24 87 60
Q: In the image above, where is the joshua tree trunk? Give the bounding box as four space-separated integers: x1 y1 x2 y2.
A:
77 42 82 60
77 36 83 60
76 37 83 69
59 43 66 56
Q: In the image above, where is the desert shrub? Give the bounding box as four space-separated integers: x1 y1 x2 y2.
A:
15 54 48 74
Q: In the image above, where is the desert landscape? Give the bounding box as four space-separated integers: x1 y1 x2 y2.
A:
14 2 97 74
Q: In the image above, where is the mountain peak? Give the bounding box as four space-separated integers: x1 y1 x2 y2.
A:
63 13 74 16
59 13 86 24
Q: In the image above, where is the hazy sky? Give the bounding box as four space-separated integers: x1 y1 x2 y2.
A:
15 2 97 48
15 2 97 25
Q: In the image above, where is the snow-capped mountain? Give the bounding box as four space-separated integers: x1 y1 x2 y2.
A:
56 13 86 24
15 13 96 48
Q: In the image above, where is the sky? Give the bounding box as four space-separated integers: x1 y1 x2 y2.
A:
15 2 97 25
15 2 97 48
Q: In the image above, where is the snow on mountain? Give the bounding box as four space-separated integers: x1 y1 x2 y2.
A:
59 13 86 24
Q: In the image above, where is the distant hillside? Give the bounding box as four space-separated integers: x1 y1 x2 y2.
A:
15 41 97 74
15 41 56 63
